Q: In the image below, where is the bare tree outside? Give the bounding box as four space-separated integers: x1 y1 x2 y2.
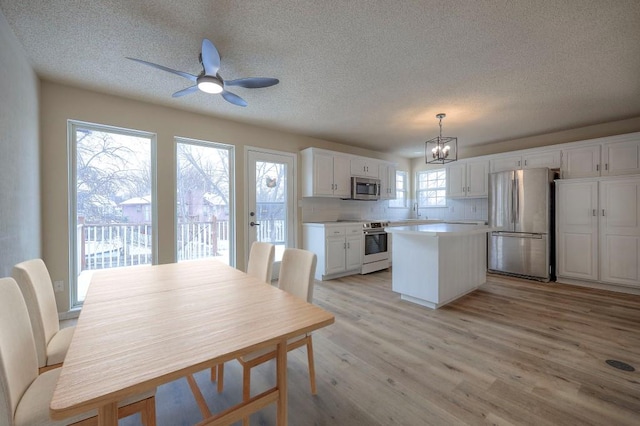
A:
176 139 233 263
72 124 154 304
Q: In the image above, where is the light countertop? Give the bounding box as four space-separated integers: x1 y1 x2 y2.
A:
385 223 493 237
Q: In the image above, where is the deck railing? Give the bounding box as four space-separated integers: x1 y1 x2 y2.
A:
81 219 285 270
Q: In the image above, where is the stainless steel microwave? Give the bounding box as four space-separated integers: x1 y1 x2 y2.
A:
351 176 381 200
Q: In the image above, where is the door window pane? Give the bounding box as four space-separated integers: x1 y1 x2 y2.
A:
71 123 154 304
255 160 288 261
176 138 234 265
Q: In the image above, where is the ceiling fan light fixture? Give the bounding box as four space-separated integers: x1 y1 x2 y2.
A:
197 75 223 94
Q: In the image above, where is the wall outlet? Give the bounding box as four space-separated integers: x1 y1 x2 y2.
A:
53 280 64 293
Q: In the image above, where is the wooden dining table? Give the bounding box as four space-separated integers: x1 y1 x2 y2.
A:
49 259 335 425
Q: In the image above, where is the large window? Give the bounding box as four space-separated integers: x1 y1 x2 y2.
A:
176 138 234 265
416 169 447 207
70 121 156 305
389 170 408 208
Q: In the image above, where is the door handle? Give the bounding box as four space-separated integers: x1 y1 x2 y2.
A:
250 221 260 227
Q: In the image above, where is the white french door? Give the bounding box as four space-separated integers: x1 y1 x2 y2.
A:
246 148 296 277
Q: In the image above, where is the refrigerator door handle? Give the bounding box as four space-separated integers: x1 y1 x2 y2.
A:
511 177 517 225
492 231 543 239
513 172 520 223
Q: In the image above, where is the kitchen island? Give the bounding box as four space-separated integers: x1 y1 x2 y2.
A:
385 223 492 309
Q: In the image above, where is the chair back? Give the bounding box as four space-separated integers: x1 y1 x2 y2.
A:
278 248 317 303
246 242 275 284
12 259 60 369
0 277 39 426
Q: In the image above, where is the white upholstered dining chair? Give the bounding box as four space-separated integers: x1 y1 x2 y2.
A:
0 277 156 426
246 241 276 284
238 248 318 425
205 242 276 393
12 258 75 373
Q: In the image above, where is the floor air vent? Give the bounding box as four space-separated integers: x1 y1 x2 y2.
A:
605 359 635 372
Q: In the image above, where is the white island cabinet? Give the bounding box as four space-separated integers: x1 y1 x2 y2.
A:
385 223 492 309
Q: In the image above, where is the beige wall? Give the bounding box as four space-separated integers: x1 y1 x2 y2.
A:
41 81 410 312
0 12 41 277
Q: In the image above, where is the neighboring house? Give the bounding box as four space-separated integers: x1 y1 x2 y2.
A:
120 196 152 223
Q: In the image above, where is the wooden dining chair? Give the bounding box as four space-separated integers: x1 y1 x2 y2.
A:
12 258 75 374
238 248 318 425
0 277 156 426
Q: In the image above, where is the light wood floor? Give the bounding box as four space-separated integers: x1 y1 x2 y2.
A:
284 270 640 425
66 270 640 425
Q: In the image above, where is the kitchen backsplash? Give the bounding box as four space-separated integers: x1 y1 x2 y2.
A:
301 197 488 223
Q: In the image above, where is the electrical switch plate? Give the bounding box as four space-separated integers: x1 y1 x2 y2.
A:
53 280 64 292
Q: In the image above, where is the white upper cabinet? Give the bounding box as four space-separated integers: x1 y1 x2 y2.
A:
351 158 379 178
522 150 561 169
301 148 351 198
447 159 488 198
490 150 561 173
378 163 397 200
490 155 522 173
561 145 601 179
601 139 640 176
561 134 640 179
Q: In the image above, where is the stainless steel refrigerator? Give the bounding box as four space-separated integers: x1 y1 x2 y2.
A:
488 168 555 281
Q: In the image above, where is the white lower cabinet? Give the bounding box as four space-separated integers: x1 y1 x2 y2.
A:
556 176 640 289
303 223 363 280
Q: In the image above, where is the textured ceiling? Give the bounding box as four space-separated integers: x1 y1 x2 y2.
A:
2 0 640 158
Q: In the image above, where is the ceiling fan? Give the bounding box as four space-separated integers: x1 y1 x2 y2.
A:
126 38 279 107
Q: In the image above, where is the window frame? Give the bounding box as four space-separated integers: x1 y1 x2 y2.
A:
416 168 447 208
388 170 408 208
68 120 158 308
174 136 236 267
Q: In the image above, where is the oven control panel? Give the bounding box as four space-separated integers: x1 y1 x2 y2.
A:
362 221 389 230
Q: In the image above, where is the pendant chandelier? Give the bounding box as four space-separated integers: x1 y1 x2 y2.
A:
425 113 457 164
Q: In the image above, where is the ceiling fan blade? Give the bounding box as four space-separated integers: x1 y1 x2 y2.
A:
172 85 199 98
201 39 221 76
126 57 197 82
221 90 247 107
225 77 280 88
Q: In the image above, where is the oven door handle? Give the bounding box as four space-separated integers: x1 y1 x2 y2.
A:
363 230 386 235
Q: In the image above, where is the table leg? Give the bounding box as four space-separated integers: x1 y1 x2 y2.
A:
276 340 287 426
98 402 118 426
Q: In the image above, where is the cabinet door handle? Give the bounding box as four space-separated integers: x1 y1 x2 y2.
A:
347 242 350 248
602 209 605 216
343 242 346 249
518 160 521 167
524 160 527 166
605 163 608 171
467 186 471 192
592 209 596 217
596 164 599 171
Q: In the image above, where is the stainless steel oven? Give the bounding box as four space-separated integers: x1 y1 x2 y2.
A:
361 221 390 274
